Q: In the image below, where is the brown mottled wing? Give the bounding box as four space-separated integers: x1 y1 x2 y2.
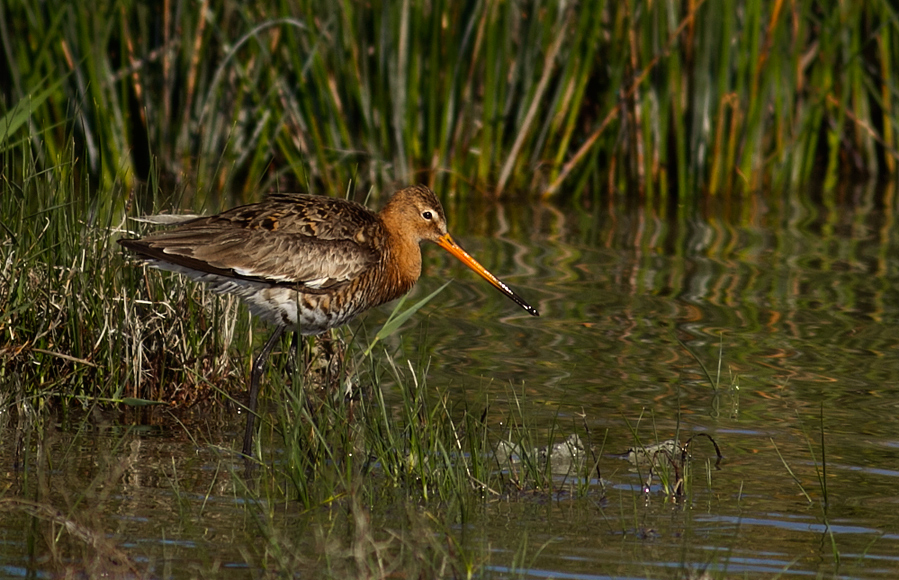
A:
119 194 383 292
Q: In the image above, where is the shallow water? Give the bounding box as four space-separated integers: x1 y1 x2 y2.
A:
4 184 899 578
418 186 899 578
413 187 899 578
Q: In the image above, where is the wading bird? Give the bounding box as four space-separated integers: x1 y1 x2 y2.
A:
119 185 539 457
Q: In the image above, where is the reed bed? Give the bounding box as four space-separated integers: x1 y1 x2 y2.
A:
2 0 896 206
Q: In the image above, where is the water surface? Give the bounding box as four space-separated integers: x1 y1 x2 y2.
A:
3 184 899 578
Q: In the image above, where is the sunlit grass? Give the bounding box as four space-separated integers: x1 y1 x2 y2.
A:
0 142 252 417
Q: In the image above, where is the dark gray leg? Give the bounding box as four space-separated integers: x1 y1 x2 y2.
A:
242 325 286 458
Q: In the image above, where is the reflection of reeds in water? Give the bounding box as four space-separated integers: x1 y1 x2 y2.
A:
2 2 897 200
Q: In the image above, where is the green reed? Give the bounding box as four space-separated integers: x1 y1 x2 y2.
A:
252 319 598 508
3 0 896 204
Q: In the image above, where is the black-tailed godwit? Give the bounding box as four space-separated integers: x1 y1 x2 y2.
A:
119 185 538 456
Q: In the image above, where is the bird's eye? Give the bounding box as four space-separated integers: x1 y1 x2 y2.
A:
422 211 433 220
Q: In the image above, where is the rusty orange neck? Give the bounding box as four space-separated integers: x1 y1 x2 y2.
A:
377 206 423 301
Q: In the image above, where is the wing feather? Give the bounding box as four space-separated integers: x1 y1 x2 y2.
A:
120 194 383 292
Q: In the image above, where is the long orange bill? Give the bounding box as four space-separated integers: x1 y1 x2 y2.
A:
435 233 539 317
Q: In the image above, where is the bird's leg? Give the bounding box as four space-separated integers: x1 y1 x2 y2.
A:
288 330 301 377
242 325 286 458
